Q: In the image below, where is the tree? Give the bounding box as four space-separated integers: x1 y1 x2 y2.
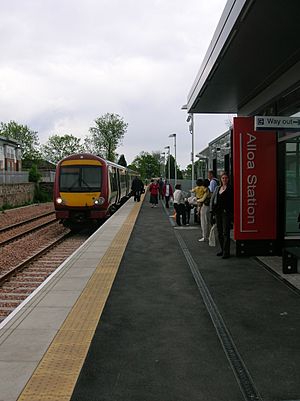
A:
0 120 41 162
41 134 84 163
117 154 127 167
86 113 128 162
165 154 183 179
131 151 161 179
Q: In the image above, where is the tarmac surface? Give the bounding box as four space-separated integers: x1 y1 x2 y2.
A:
70 198 300 401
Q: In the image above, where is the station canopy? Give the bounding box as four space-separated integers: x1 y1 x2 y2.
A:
187 0 300 115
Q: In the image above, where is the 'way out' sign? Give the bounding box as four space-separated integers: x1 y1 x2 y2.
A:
254 115 300 130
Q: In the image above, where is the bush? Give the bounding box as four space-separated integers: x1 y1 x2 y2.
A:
29 164 42 183
33 184 51 203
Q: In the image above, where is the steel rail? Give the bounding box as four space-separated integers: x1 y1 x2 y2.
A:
0 218 58 247
0 211 55 234
0 231 73 286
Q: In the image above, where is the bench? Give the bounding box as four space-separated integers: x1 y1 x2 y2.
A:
282 247 300 274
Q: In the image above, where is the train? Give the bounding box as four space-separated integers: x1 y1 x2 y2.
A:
53 153 139 229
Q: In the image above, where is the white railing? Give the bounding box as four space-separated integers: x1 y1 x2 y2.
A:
40 171 55 183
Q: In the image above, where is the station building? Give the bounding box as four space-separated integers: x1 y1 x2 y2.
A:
0 136 22 172
185 0 300 256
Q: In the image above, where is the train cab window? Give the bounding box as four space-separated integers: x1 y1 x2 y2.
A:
60 165 102 192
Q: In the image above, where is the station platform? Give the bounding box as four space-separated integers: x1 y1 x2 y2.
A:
0 194 300 401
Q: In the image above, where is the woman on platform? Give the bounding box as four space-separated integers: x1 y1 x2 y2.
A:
211 172 233 259
197 179 211 242
149 179 159 208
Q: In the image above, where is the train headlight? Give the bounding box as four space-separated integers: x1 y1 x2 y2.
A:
94 197 105 205
56 197 63 204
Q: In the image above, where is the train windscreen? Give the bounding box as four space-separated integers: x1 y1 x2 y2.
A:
59 165 102 192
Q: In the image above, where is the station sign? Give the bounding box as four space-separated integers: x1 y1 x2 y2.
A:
254 115 300 130
233 117 277 240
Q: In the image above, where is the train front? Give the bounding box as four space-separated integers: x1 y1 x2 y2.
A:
54 154 108 229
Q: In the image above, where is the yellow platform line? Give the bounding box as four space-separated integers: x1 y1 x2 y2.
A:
18 197 144 401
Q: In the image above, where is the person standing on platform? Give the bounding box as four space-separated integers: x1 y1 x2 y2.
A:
162 180 173 208
208 170 219 193
158 177 164 200
173 183 186 226
149 179 159 208
210 172 233 259
198 179 211 242
191 179 205 223
131 176 144 202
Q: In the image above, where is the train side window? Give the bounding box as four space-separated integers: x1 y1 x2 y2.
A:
119 169 127 192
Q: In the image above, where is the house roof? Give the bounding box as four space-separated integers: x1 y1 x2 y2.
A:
0 135 22 147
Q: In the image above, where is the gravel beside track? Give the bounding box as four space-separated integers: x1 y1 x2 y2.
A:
0 214 56 244
0 222 69 273
0 232 90 322
0 202 54 229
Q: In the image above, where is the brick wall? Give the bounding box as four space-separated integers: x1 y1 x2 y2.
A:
0 183 35 208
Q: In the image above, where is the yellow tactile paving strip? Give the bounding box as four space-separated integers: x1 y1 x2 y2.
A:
17 198 143 401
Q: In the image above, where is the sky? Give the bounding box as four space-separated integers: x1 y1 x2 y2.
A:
0 0 234 170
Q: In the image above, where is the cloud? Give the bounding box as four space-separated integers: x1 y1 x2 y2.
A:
0 0 231 168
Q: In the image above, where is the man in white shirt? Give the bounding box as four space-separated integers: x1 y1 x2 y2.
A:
173 184 186 226
208 170 218 193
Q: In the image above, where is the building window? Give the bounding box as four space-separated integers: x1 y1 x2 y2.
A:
285 136 300 235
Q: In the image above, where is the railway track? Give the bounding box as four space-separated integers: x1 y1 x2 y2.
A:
0 211 55 234
0 212 56 247
0 230 91 322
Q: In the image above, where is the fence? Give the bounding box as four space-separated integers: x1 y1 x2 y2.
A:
169 179 193 194
0 171 29 185
40 170 55 183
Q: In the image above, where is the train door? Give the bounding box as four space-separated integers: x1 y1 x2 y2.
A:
118 168 127 202
109 166 119 205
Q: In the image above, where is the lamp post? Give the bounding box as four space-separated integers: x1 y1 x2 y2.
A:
169 133 177 185
187 114 194 188
160 152 165 177
181 104 194 189
164 146 170 182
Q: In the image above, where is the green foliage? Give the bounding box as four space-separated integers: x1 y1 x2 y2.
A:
117 154 127 167
33 185 51 203
86 113 128 162
41 134 84 163
131 151 161 180
28 164 42 183
165 154 183 179
0 120 41 162
182 160 205 180
1 200 34 212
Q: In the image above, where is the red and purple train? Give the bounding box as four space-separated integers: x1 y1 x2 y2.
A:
53 153 138 229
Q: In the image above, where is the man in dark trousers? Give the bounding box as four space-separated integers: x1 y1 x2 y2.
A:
131 176 144 202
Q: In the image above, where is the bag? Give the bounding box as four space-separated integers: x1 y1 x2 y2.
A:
209 224 217 247
188 196 198 206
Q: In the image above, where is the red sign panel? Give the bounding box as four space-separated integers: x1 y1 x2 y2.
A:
233 117 277 240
